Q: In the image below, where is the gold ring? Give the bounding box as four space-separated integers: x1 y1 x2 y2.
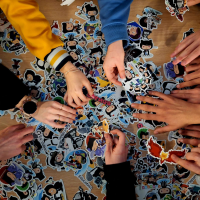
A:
61 104 64 110
58 115 60 121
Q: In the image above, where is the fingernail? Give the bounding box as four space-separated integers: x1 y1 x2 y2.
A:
154 131 158 134
76 112 78 115
91 95 95 98
148 91 152 94
132 113 136 117
75 117 78 120
176 85 180 88
136 96 141 100
178 138 183 143
131 103 136 107
179 129 182 134
181 62 186 66
73 120 76 123
104 134 108 139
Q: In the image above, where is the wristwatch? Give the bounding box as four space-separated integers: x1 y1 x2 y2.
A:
22 97 38 116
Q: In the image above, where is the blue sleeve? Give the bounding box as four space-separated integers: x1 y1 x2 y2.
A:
98 0 133 48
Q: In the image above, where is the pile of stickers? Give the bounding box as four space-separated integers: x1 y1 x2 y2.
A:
0 1 199 200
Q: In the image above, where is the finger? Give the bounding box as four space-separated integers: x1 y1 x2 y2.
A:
154 125 176 134
77 91 90 103
47 121 66 128
187 0 200 6
17 126 34 138
21 134 34 144
21 144 26 152
64 92 68 102
147 91 172 101
105 133 113 155
186 64 200 73
191 147 200 154
184 125 200 131
170 93 190 100
181 47 200 66
110 129 126 146
131 103 159 113
171 89 194 94
113 137 119 145
55 109 76 119
186 152 200 162
104 67 122 86
171 154 200 174
171 39 194 61
175 42 200 66
179 138 200 146
7 124 25 132
73 95 85 107
67 95 78 108
84 81 94 97
179 129 200 138
177 79 200 89
54 115 74 123
132 113 159 121
184 70 200 82
189 56 200 65
61 105 76 115
136 95 162 105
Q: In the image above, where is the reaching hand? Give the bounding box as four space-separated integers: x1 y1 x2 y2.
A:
172 146 200 174
171 88 200 103
103 40 125 86
105 129 128 165
0 124 34 160
32 101 76 128
131 91 200 134
171 29 200 66
178 125 200 146
63 62 93 107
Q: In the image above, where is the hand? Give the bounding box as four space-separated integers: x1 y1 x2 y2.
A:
105 129 128 165
178 125 200 146
32 101 76 128
103 40 125 86
62 62 93 107
176 64 200 88
187 0 200 6
171 88 200 103
171 30 200 66
0 124 34 160
172 146 200 174
131 91 200 134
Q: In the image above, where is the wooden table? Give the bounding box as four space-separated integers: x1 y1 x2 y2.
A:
0 0 200 199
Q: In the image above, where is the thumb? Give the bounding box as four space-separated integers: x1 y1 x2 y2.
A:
105 133 113 156
154 125 175 134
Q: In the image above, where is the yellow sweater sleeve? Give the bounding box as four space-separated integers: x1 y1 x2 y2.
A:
0 0 70 70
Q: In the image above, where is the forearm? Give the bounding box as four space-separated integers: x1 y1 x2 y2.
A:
0 64 29 110
0 0 71 71
104 162 136 200
98 0 133 48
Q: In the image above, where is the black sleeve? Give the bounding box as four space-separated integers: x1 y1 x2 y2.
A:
0 63 29 110
104 161 136 200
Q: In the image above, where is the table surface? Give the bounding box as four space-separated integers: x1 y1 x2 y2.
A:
0 0 200 199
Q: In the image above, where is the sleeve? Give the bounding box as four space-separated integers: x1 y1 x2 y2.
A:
98 0 133 48
0 64 29 110
104 161 136 200
0 0 72 71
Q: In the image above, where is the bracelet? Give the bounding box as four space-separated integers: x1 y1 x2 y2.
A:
64 68 80 76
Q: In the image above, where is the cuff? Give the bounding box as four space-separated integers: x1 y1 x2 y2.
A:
45 47 72 71
102 23 129 49
104 161 131 183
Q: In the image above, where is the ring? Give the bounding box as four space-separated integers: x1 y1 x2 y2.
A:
58 115 60 121
61 104 64 110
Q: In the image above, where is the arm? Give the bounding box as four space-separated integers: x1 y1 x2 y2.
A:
0 0 71 71
98 0 133 48
104 162 136 200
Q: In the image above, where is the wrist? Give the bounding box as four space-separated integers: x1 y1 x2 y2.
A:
108 40 123 51
31 101 43 118
60 61 76 74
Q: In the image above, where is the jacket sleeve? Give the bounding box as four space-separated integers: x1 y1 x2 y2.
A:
104 161 136 200
98 0 133 48
0 0 71 71
0 64 29 110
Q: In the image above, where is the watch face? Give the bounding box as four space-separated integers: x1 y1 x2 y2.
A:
23 101 37 114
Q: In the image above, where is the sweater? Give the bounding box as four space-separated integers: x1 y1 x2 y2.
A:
98 0 133 48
